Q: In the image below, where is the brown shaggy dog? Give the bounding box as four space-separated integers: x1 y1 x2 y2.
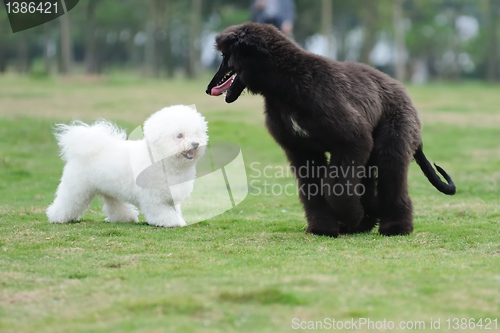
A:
206 22 455 237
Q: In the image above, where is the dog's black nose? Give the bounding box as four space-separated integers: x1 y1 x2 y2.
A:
192 142 199 149
205 86 211 95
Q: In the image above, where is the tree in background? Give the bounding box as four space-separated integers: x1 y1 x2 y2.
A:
487 0 500 81
42 23 55 75
393 0 406 81
321 0 334 59
292 0 321 46
0 5 9 72
144 0 169 77
85 0 100 74
0 0 497 82
187 0 203 78
359 0 378 65
59 5 73 74
16 35 30 73
161 0 174 77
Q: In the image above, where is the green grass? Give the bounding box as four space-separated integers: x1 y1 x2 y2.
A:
0 75 499 332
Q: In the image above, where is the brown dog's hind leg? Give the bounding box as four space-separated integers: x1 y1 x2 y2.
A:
373 138 414 236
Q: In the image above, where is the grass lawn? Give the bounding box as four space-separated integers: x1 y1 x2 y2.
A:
0 74 499 332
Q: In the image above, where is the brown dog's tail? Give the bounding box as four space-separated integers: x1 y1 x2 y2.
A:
414 144 456 195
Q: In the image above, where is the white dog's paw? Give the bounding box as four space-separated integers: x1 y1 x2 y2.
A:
46 207 77 223
48 218 74 224
105 215 139 223
175 216 187 227
149 216 187 228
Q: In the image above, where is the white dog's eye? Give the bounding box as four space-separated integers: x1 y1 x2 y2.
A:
177 133 183 139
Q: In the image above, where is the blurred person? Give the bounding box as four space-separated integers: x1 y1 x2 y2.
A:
252 0 295 36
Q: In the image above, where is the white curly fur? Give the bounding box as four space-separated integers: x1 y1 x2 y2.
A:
46 105 208 227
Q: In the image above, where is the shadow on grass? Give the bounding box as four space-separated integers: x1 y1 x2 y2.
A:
123 297 205 315
219 287 307 305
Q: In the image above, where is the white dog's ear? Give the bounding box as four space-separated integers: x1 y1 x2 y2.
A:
188 104 197 111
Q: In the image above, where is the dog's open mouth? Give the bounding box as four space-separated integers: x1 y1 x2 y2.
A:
181 149 196 160
206 56 246 103
210 71 237 96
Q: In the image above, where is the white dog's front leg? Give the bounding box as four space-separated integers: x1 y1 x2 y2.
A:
175 204 187 225
141 202 186 228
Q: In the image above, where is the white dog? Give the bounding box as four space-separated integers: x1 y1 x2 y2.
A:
46 105 208 227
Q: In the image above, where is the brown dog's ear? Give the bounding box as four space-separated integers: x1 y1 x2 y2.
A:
232 34 269 58
215 32 238 52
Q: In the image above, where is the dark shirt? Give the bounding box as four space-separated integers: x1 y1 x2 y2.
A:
251 0 295 29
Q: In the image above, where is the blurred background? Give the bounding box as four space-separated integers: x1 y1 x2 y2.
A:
1 3 500 330
1 0 499 83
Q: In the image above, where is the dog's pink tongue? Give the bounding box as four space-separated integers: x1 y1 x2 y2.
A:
211 77 233 96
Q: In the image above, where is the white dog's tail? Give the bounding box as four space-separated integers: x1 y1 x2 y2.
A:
54 120 127 161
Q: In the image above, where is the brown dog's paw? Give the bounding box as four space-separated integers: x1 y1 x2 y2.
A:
306 226 339 238
339 215 378 234
378 220 413 236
